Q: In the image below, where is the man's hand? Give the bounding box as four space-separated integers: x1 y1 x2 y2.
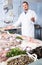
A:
31 17 35 22
4 25 15 30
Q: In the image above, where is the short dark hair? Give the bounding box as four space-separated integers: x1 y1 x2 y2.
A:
22 1 29 5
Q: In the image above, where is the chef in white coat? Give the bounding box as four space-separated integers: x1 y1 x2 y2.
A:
5 1 37 38
13 1 37 38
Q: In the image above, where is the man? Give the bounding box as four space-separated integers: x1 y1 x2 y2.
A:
5 1 37 38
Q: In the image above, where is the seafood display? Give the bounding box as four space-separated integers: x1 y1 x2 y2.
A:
0 31 42 64
6 55 34 65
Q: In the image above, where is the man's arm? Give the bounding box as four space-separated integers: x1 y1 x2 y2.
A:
4 15 21 30
31 11 37 23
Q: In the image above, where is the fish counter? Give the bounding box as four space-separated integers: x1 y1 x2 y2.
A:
0 32 42 65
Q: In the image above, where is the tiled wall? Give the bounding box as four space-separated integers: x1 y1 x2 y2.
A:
0 0 42 27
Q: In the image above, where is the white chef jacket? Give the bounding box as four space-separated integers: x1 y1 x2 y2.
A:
14 9 37 38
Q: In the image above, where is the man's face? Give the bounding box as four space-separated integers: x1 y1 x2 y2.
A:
22 3 29 11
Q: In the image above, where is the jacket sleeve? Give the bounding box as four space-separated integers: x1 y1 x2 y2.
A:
32 11 37 22
13 15 21 27
31 10 38 24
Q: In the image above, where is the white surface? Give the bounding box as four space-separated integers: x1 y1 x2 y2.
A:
0 62 6 65
20 39 42 51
